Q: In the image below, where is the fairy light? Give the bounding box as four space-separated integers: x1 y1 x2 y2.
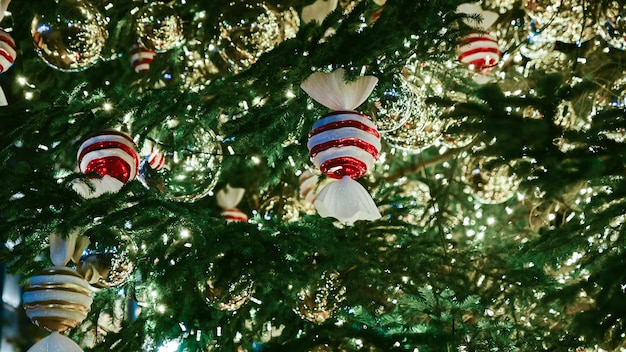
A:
158 339 180 352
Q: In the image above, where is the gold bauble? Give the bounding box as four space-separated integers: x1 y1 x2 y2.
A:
203 277 255 311
461 156 521 204
295 271 346 324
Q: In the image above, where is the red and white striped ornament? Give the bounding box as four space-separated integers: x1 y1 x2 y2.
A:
130 44 157 73
147 149 165 170
301 68 382 225
216 184 248 223
0 28 16 106
73 131 139 198
0 28 16 73
308 111 380 180
78 131 139 183
456 3 500 73
457 32 500 72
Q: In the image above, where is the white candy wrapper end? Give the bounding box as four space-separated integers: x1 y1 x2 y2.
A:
300 68 378 111
71 175 124 199
301 0 338 24
27 332 84 352
50 230 90 267
457 3 498 29
216 184 245 210
314 176 381 226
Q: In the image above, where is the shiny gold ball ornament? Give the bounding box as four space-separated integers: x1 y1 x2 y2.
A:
77 249 135 288
260 195 303 222
31 0 108 72
599 1 626 51
461 156 521 204
203 277 255 311
295 270 346 324
137 118 222 202
523 0 596 44
135 3 184 53
217 1 300 72
22 266 92 332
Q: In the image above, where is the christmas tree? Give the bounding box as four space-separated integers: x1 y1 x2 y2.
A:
2 0 626 350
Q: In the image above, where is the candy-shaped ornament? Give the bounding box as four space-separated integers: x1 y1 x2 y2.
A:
0 27 17 106
302 68 382 225
72 131 139 199
23 232 93 352
456 3 501 83
216 184 248 223
130 43 157 73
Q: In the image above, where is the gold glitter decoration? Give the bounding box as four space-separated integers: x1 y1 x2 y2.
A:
260 195 303 222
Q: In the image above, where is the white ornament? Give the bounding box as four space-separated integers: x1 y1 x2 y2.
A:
27 332 83 352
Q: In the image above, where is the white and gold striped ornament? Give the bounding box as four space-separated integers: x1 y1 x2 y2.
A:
23 266 92 332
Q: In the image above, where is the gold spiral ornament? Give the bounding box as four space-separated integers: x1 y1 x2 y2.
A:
22 266 93 332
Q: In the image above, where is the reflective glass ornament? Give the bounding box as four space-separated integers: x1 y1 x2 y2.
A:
383 178 433 226
138 119 222 202
599 1 626 51
523 0 596 44
217 1 299 72
77 248 134 289
365 74 417 133
461 156 520 204
135 3 184 53
200 252 255 311
203 277 255 311
31 0 108 72
294 271 345 324
382 62 447 152
260 195 302 222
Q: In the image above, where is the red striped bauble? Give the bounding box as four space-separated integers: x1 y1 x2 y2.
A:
307 111 381 180
130 44 157 73
457 32 500 71
0 28 16 73
77 131 139 184
147 149 165 170
221 208 249 223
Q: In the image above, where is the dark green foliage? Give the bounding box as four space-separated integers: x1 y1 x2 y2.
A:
3 0 626 351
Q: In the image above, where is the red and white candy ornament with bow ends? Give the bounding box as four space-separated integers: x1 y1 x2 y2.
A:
302 68 382 225
456 3 500 77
